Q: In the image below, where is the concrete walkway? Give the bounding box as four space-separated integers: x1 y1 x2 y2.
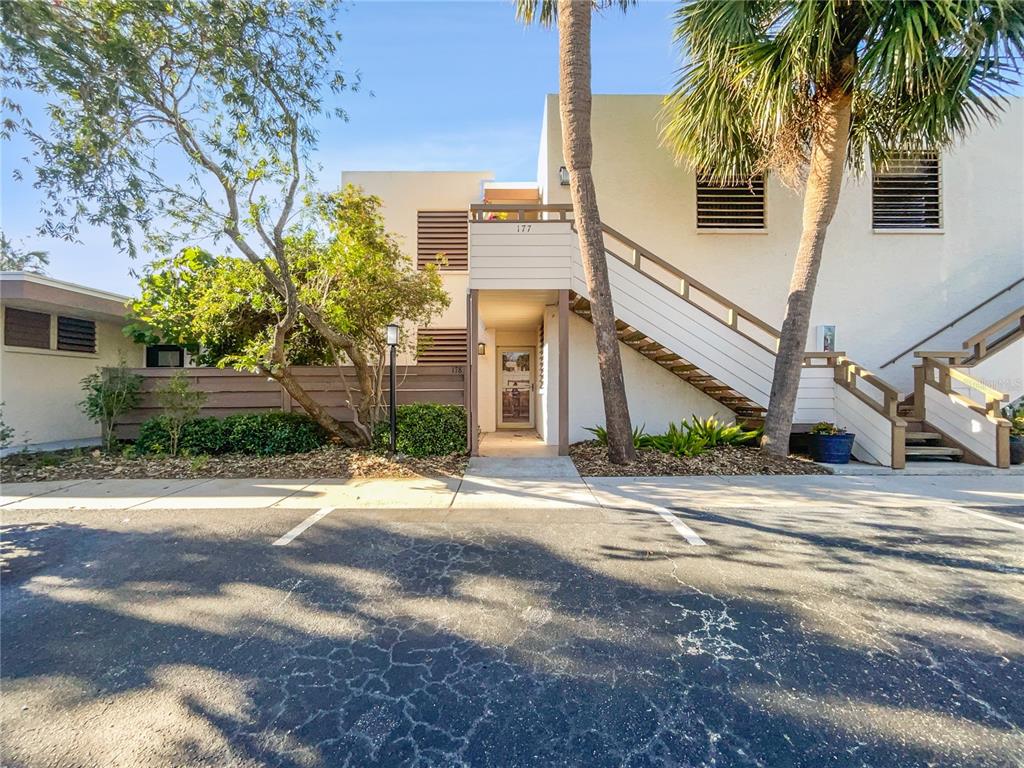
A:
2 465 1022 512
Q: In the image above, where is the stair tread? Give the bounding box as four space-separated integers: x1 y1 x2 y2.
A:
905 445 963 457
905 431 942 441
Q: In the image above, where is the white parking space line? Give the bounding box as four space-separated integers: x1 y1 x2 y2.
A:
272 507 336 546
654 506 707 546
947 505 1024 533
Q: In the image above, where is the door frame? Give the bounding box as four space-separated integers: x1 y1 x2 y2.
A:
496 346 535 429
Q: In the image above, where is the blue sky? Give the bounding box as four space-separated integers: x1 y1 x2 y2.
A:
0 1 681 295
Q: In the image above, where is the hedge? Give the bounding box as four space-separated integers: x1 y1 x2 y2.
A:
373 403 467 457
137 412 327 456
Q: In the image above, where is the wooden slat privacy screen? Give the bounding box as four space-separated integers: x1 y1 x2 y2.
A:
696 175 766 229
417 327 467 365
417 210 468 271
872 152 941 229
113 365 466 439
57 315 97 353
4 307 50 349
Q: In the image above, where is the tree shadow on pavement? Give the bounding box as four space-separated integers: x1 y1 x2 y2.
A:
1 510 1021 768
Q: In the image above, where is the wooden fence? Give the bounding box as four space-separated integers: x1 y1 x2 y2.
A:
114 364 466 439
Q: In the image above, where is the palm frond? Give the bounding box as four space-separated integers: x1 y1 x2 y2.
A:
662 0 1024 180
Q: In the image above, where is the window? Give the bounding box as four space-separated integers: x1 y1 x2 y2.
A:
417 210 468 271
872 152 941 230
56 315 96 353
146 345 185 367
417 328 467 365
4 307 50 349
696 175 766 230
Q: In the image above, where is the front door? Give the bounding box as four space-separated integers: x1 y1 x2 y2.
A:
497 348 534 428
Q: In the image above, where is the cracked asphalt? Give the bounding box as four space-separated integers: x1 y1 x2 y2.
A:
1 502 1022 767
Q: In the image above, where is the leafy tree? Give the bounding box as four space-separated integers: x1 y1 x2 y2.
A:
155 372 207 457
79 359 143 452
661 0 1024 455
0 232 48 274
516 0 637 463
128 186 449 444
0 0 384 442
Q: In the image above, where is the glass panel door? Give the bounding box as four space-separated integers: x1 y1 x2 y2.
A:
498 348 534 428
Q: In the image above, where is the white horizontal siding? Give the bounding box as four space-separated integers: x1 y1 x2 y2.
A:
575 253 776 406
924 385 998 465
795 367 836 424
834 386 894 467
469 222 575 289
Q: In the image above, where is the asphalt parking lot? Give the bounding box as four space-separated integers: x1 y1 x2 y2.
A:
2 500 1022 767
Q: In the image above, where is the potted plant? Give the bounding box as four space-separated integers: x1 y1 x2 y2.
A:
808 422 855 464
1005 404 1024 465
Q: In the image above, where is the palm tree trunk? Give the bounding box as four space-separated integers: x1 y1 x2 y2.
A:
557 0 635 463
761 70 854 457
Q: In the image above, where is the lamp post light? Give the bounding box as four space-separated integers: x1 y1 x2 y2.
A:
386 323 400 454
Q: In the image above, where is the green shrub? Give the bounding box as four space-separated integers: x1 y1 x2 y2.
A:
373 403 466 457
181 417 229 455
687 415 760 447
649 422 708 458
0 402 14 450
155 372 206 456
79 360 142 452
138 416 228 456
584 423 650 449
586 415 760 458
137 417 173 455
222 412 327 455
138 413 322 456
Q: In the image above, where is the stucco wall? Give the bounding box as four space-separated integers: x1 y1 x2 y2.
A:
1 312 144 447
567 313 731 442
342 171 487 363
540 94 1024 390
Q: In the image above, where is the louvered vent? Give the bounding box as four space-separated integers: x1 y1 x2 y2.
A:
872 152 941 230
417 210 468 271
417 328 467 365
57 315 96 353
696 175 766 230
4 307 50 349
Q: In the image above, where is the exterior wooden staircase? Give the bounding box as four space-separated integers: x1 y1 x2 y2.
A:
568 293 767 425
897 403 963 462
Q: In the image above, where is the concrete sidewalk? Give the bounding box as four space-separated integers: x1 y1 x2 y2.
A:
2 464 1022 512
0 476 462 511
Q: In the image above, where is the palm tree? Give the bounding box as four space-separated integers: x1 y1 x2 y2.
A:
661 0 1024 456
516 0 637 463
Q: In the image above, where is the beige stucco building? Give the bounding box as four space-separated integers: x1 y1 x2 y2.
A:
0 273 144 451
345 94 1023 468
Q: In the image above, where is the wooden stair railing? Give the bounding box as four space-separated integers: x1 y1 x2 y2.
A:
961 305 1024 363
593 222 782 354
879 277 1024 369
914 355 1011 467
803 353 907 468
568 294 767 425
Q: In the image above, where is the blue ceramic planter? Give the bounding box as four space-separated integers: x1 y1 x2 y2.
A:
810 432 855 464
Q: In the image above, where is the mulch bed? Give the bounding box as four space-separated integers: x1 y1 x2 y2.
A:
0 444 467 483
570 441 831 477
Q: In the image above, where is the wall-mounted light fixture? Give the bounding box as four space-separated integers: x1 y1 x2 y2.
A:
477 342 487 356
558 166 570 186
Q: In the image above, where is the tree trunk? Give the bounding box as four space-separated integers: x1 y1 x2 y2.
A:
264 364 363 447
557 0 636 463
761 68 854 457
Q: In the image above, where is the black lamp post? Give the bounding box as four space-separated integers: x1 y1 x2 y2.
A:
386 323 400 454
